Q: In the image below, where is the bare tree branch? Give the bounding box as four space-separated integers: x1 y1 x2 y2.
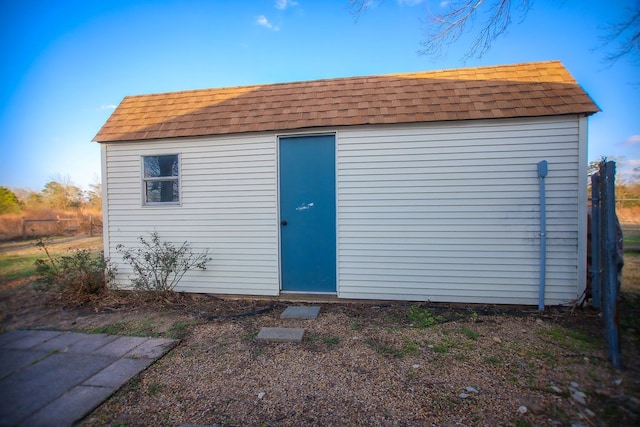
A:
598 2 640 64
419 0 530 59
349 0 381 22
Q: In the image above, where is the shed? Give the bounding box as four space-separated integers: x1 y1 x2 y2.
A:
94 60 599 305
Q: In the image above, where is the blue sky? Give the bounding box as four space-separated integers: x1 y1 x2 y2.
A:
1 0 638 191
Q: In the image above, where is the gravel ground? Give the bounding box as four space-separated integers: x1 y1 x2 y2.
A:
76 299 640 427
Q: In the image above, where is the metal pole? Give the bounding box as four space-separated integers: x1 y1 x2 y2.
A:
537 160 548 311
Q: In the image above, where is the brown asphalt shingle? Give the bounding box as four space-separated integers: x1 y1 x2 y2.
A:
93 60 599 143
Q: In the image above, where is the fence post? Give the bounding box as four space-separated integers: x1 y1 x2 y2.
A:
590 173 601 308
601 160 621 369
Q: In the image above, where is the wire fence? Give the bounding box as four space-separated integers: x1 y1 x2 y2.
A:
0 214 102 241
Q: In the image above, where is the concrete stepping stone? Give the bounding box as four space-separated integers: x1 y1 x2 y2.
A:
280 306 321 320
256 327 305 343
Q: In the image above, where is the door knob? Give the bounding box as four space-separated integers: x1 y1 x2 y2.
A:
281 220 288 226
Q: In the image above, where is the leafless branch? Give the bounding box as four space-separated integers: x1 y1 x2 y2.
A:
419 0 530 59
349 0 382 22
598 2 640 64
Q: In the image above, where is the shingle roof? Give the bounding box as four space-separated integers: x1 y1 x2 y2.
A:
94 61 599 143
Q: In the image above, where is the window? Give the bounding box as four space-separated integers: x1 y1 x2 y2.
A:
142 154 180 205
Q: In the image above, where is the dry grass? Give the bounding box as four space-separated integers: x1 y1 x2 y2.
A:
619 207 640 225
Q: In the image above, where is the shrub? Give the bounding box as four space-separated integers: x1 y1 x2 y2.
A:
116 232 211 295
34 238 115 303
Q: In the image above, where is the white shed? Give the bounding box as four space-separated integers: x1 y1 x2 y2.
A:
94 60 599 306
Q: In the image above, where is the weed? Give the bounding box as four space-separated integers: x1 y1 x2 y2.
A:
458 327 478 340
167 320 198 339
431 344 448 353
241 332 258 341
402 339 421 357
147 383 163 396
365 337 401 357
351 321 362 331
323 336 340 347
124 377 140 394
484 356 501 366
406 305 441 328
84 322 130 336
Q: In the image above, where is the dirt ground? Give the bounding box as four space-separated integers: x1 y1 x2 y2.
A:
1 239 639 426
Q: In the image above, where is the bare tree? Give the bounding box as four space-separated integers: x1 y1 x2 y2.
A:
349 0 640 63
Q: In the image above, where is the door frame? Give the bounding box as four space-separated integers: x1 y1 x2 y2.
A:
276 132 339 294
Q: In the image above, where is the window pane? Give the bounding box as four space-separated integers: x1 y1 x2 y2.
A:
145 180 179 203
144 155 178 178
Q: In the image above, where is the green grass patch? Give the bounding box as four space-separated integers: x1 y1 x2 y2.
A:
83 319 161 337
622 225 640 293
539 325 598 351
167 320 198 339
147 382 163 396
458 327 478 340
484 355 501 366
623 225 640 248
322 336 340 347
0 253 41 284
241 332 258 340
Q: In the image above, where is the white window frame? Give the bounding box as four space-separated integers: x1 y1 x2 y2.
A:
141 154 181 206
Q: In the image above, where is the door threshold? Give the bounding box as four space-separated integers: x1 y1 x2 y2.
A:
278 291 339 303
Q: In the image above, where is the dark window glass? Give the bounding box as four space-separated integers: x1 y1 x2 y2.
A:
142 155 179 204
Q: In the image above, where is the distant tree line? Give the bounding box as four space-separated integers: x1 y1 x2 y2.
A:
0 179 101 215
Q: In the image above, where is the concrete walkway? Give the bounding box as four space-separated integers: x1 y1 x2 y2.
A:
0 329 178 426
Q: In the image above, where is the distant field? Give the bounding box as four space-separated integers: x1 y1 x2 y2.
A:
622 224 640 293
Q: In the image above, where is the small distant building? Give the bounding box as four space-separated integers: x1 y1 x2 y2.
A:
94 60 599 305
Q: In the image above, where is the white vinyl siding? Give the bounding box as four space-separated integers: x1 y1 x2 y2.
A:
101 115 586 305
102 134 279 295
336 116 585 305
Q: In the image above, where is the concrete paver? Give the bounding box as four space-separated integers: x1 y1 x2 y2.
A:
280 305 321 319
66 333 119 353
256 327 305 342
4 330 63 350
0 330 178 427
84 357 154 388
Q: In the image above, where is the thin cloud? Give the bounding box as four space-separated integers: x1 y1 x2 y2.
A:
257 15 279 31
275 0 298 10
624 134 640 145
99 104 117 111
397 0 425 6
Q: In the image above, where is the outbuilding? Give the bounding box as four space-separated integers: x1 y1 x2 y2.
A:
94 60 599 306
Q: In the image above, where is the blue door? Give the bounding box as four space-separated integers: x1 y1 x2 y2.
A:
279 135 336 292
